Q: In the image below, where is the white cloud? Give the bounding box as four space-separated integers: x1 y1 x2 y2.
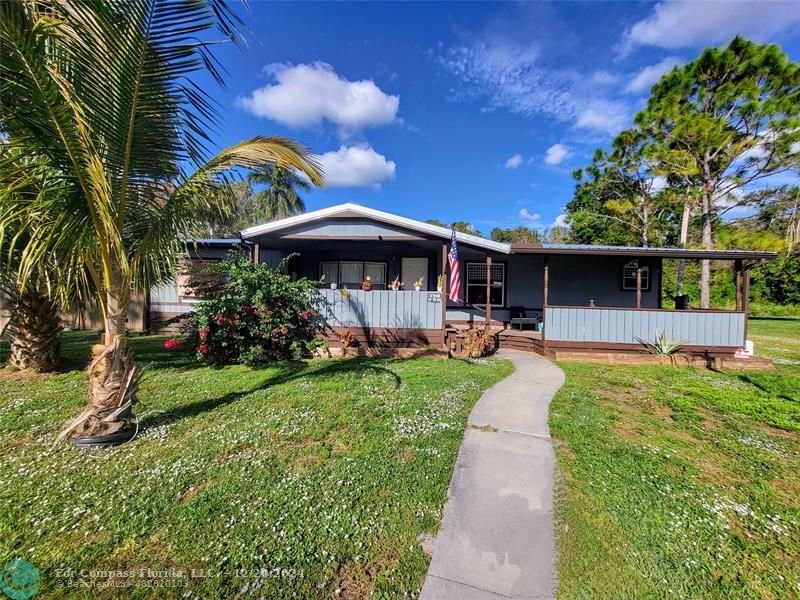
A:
591 70 619 85
575 101 629 134
238 62 399 133
650 175 668 193
544 143 570 166
620 1 800 54
625 57 683 93
505 153 524 169
317 145 396 189
519 208 541 223
437 41 581 123
553 214 569 228
437 39 632 137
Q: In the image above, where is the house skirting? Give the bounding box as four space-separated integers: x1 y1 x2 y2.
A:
324 327 445 349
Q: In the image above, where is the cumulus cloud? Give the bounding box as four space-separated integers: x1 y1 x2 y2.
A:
505 153 524 169
317 145 396 189
519 208 541 223
552 214 569 228
625 57 683 93
619 1 800 54
238 62 399 133
575 101 629 134
544 143 570 166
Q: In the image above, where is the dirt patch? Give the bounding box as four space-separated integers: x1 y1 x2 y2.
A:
612 419 643 441
0 368 55 381
768 476 800 503
653 405 674 422
177 479 212 504
417 532 436 556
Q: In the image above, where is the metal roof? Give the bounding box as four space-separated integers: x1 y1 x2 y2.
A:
511 243 777 261
240 202 512 254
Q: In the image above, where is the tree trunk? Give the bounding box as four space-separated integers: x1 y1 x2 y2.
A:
62 273 141 442
700 191 713 309
6 290 62 372
676 201 692 296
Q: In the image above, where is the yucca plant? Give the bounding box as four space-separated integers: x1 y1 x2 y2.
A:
0 0 323 443
635 330 686 355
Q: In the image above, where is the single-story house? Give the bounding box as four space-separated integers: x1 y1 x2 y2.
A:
143 202 775 362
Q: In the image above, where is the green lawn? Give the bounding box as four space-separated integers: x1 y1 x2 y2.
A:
0 333 512 598
551 318 800 599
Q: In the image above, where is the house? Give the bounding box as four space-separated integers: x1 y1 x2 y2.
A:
144 202 775 363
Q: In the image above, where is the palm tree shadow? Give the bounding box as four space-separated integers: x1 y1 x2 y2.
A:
138 358 402 430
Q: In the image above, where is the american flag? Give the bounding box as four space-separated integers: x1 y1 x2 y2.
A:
448 228 461 303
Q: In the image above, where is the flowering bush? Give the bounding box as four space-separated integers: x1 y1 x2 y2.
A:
163 338 182 351
185 255 326 366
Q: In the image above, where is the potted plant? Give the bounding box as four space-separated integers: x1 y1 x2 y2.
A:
436 273 444 293
361 276 373 291
413 277 424 291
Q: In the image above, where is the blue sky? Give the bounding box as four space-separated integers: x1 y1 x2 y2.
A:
202 1 800 233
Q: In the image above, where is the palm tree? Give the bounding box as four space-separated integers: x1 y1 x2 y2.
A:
0 151 70 372
249 163 312 221
0 0 323 443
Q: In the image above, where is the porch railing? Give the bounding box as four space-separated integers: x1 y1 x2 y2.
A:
314 289 443 329
544 306 745 348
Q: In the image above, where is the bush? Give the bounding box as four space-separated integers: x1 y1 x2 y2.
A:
185 255 326 366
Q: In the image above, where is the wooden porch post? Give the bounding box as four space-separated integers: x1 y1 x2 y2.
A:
734 259 743 311
252 242 260 265
485 255 492 325
543 255 550 307
542 255 549 343
441 243 447 332
635 262 642 309
742 267 751 345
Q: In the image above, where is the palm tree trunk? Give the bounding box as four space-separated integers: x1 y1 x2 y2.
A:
6 290 61 372
65 274 141 442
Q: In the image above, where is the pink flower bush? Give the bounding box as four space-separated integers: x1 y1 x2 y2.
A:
163 338 182 351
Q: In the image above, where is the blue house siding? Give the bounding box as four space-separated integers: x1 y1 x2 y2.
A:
545 307 745 348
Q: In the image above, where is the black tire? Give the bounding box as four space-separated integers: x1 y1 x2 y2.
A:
72 429 137 448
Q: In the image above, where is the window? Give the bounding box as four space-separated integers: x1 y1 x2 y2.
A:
622 260 650 291
318 261 387 289
401 257 428 290
319 262 338 286
466 262 505 306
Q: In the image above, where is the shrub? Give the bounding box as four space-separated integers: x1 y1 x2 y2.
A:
185 255 326 366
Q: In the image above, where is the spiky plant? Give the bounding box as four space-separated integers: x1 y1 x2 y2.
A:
0 0 323 442
635 330 685 355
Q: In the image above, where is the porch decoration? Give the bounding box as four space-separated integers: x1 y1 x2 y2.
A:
361 276 373 291
462 325 495 358
389 276 404 291
436 273 444 293
414 277 424 291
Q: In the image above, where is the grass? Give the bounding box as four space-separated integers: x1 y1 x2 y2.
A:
551 318 800 599
0 332 512 598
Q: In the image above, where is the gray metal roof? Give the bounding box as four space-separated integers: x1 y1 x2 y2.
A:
511 243 777 261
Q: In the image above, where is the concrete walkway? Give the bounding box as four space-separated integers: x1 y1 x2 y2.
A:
421 350 565 600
